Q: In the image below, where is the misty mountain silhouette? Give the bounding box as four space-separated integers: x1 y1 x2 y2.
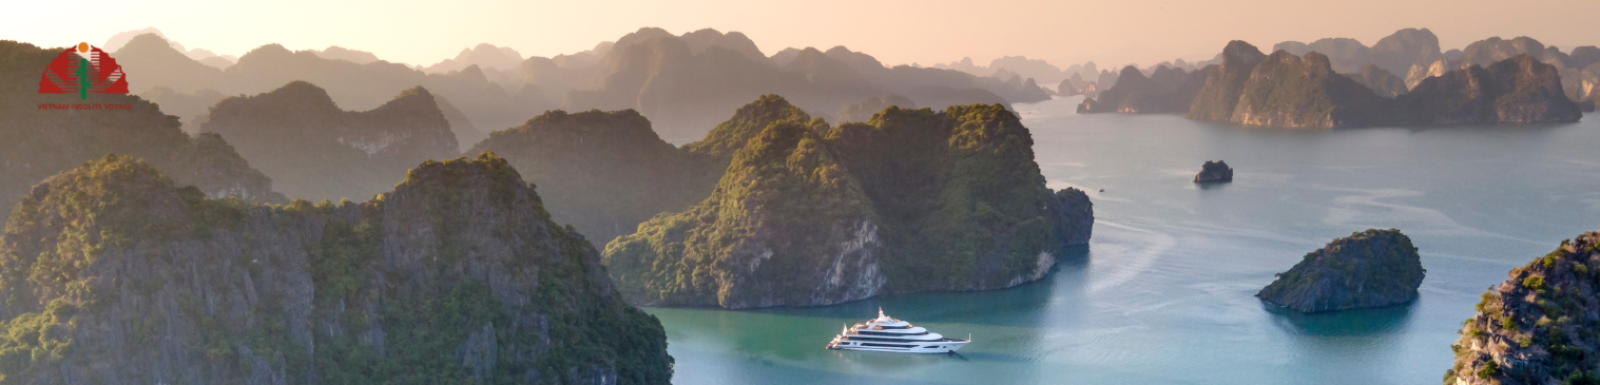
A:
0 40 285 211
200 81 458 201
109 28 1054 145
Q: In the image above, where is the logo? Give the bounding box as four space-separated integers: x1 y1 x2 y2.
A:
38 42 129 99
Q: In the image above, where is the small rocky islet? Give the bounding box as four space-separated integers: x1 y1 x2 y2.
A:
1194 160 1234 183
1257 229 1426 313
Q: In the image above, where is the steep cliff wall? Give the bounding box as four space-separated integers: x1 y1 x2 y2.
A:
1399 54 1582 125
602 103 1093 309
473 95 809 247
1446 232 1600 385
0 154 672 384
602 121 885 308
1227 52 1396 129
1187 41 1268 122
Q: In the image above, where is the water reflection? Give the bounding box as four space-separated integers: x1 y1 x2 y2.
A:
651 101 1600 384
1263 299 1417 337
646 244 1095 382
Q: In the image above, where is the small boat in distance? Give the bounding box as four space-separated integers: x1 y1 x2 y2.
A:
827 308 969 354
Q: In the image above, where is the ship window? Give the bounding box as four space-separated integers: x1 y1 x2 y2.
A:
861 343 916 348
856 331 929 336
842 336 941 343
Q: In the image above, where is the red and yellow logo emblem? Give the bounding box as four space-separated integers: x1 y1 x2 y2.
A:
38 42 129 99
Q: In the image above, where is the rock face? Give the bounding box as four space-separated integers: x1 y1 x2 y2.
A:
1273 38 1371 73
470 109 716 248
0 40 284 212
1460 37 1546 68
603 104 1092 309
1445 232 1600 385
1257 229 1425 313
1188 41 1269 122
1225 51 1395 129
0 154 674 384
1347 64 1409 98
1397 54 1582 125
603 120 884 309
1266 28 1444 85
1076 65 1206 114
1406 59 1450 90
474 95 822 249
1046 188 1095 246
1186 40 1579 128
201 81 459 201
1097 69 1119 91
1576 63 1600 110
1193 160 1234 183
1370 28 1443 77
1057 77 1080 96
1056 73 1099 97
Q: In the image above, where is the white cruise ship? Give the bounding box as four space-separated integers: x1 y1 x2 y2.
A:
826 308 969 354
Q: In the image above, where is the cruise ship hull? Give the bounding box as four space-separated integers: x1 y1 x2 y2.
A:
827 340 969 354
827 309 970 354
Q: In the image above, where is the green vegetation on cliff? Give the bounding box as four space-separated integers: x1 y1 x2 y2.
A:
1446 232 1600 385
1398 54 1582 125
602 101 1091 309
825 105 1060 292
682 95 815 160
0 154 672 384
472 95 814 248
602 119 879 308
1257 229 1425 313
1188 41 1268 122
1228 51 1396 128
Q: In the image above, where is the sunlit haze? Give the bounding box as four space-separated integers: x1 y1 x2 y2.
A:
6 0 1597 68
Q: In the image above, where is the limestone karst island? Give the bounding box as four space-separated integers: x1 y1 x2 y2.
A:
2 1 1597 383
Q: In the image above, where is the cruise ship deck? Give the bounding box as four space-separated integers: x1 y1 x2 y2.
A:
826 308 969 354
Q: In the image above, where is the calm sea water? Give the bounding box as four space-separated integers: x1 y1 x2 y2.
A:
647 96 1600 385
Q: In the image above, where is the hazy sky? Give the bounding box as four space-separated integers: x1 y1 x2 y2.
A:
5 0 1597 70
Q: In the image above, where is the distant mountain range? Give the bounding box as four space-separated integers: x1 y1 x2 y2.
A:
199 81 459 202
1079 29 1591 127
1270 28 1599 104
549 27 1046 142
112 32 541 149
103 27 237 69
105 27 1053 145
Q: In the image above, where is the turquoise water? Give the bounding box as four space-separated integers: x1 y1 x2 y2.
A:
648 96 1600 384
